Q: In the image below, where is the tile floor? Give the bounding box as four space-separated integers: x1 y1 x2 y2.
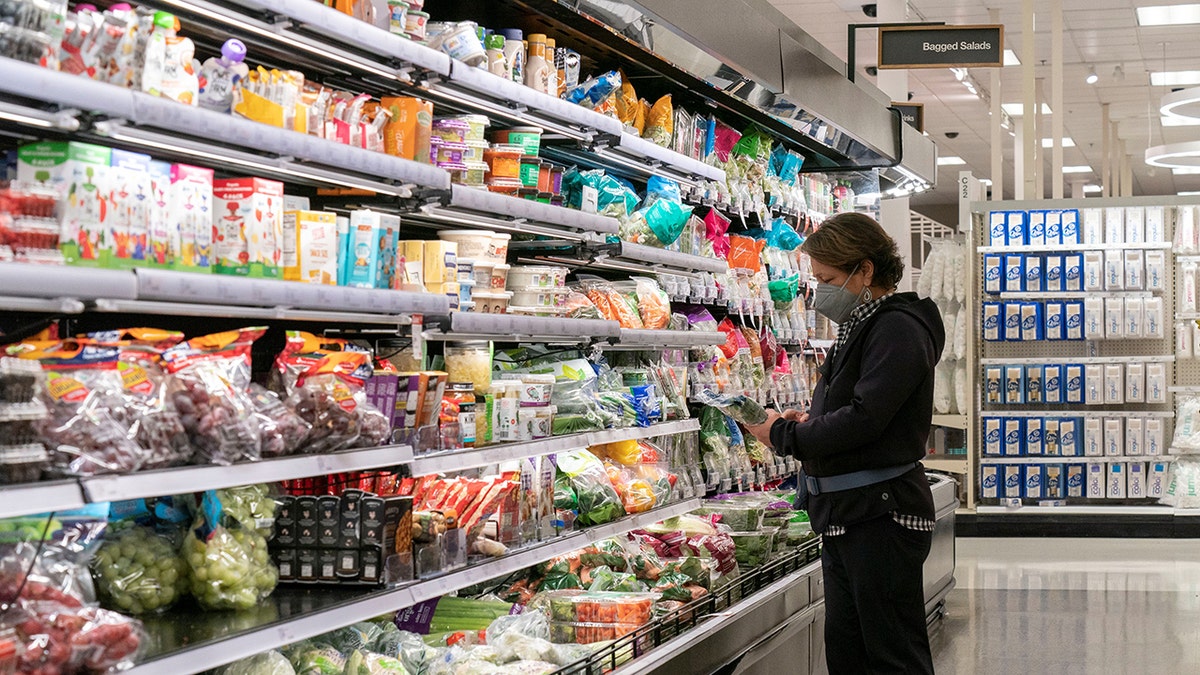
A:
929 538 1200 674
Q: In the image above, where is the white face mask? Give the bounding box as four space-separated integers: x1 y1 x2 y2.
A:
812 264 862 324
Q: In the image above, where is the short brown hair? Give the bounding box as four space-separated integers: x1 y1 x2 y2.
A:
802 212 904 289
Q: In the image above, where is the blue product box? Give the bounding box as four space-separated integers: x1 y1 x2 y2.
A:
1025 255 1043 292
1003 418 1024 455
1065 364 1084 404
1003 464 1024 498
1026 365 1043 403
984 255 1003 294
1064 253 1083 291
1020 302 1042 341
980 465 1000 499
1025 417 1044 455
1043 365 1063 404
983 417 1002 455
1066 464 1086 498
1044 301 1064 341
1007 211 1028 246
982 302 1003 341
1045 464 1064 499
1004 302 1022 342
1064 301 1085 340
1028 211 1046 246
1004 365 1025 404
1060 209 1080 244
988 211 1007 246
1044 255 1063 292
1059 418 1079 456
1004 254 1025 291
1045 210 1063 244
984 366 1004 404
1024 464 1044 499
1044 418 1060 455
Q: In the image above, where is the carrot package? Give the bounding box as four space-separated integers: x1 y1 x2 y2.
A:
579 277 643 329
162 327 265 465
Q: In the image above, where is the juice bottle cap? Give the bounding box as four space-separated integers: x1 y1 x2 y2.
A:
221 38 247 63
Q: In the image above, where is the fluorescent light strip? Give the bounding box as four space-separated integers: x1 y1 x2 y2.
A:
1174 168 1200 175
1083 185 1102 193
1137 4 1200 26
158 0 401 81
96 123 408 195
1001 103 1053 116
1003 49 1020 66
937 156 966 166
1040 137 1075 148
0 102 79 130
1151 71 1200 87
1062 165 1092 174
1180 191 1200 196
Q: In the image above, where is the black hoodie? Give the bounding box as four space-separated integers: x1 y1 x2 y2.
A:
770 292 945 534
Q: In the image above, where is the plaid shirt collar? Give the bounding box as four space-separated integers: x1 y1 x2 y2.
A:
832 291 895 356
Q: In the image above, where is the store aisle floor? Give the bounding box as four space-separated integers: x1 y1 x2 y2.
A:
929 538 1200 674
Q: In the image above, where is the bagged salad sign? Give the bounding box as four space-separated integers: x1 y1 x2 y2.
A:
878 25 1004 69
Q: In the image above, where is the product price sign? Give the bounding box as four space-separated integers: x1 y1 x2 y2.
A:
878 24 1004 69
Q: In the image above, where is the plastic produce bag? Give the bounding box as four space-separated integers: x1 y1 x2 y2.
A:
698 406 733 483
604 460 657 513
343 649 409 674
248 382 312 458
163 327 265 465
621 198 692 248
580 277 643 329
288 646 346 674
565 70 621 109
556 450 625 526
615 70 639 129
562 290 603 320
693 390 768 426
91 522 189 615
10 601 145 673
9 339 145 475
486 610 551 644
643 94 673 146
217 483 279 538
183 489 279 611
563 169 640 218
767 217 802 251
703 208 731 258
220 651 297 675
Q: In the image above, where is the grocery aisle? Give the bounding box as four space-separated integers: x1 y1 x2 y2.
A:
930 538 1200 674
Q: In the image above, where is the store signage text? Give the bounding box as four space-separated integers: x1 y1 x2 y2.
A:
878 25 1005 69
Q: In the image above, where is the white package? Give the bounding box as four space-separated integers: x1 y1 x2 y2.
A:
1066 464 1086 497
1008 212 1027 246
1045 254 1064 292
1148 461 1169 498
1146 419 1164 456
1082 208 1103 245
1004 365 1025 404
1182 262 1198 314
1084 297 1105 340
1125 296 1144 339
1172 395 1200 451
1005 254 1024 292
1146 206 1165 243
1125 206 1145 243
1126 362 1145 403
984 365 1003 403
1104 250 1124 290
1004 302 1022 342
1060 418 1078 456
1025 255 1043 292
1045 211 1063 244
1087 463 1106 498
1104 417 1124 456
1146 363 1168 404
1104 297 1124 339
1085 364 1104 405
1043 365 1062 404
1192 322 1200 359
1178 322 1194 359
1083 251 1104 291
1104 207 1125 244
1124 250 1144 290
1020 302 1040 341
1145 250 1165 291
988 212 1007 246
1044 418 1059 456
1129 462 1147 498
1025 417 1044 455
1045 464 1063 499
984 254 1002 294
983 302 1002 341
1084 418 1103 456
1024 466 1044 499
1065 364 1084 403
1061 210 1080 244
1144 298 1164 339
1028 211 1046 246
1104 363 1124 404
1044 302 1064 341
1004 464 1023 498
1107 463 1127 499
1026 365 1043 404
1064 254 1083 291
1065 301 1084 341
984 417 1002 455
1003 418 1023 456
1126 417 1144 457
980 465 1000 499
1179 206 1197 254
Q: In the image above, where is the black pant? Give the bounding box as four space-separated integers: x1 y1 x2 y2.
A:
821 514 934 674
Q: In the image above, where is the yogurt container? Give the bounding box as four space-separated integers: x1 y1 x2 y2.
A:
508 265 567 289
439 230 495 261
405 10 429 40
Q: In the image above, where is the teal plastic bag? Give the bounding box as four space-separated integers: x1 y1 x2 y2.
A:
769 274 800 303
768 218 803 251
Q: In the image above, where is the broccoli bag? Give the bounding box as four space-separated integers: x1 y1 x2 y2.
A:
698 406 734 484
556 450 625 526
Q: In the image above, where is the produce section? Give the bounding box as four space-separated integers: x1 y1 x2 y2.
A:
0 0 939 670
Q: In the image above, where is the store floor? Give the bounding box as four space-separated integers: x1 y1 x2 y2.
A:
929 538 1200 674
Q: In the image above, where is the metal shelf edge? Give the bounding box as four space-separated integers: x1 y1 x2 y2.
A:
612 132 726 182
0 264 138 301
616 243 728 274
0 480 86 519
447 185 620 235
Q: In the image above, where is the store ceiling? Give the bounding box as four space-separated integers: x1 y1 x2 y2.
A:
769 0 1200 208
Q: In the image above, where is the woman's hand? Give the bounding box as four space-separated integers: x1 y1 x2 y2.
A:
782 409 810 424
745 410 782 449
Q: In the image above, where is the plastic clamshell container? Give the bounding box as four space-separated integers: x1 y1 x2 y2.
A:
456 259 474 283
431 118 470 143
695 500 765 531
467 259 494 288
0 443 47 484
486 177 522 196
550 622 645 645
510 287 568 309
508 265 567 289
541 590 656 624
463 140 490 162
453 115 490 142
484 144 523 180
436 141 468 165
494 126 544 157
472 290 512 313
405 10 430 40
0 216 59 250
490 263 510 289
728 528 778 568
439 230 496 261
461 161 488 187
0 420 40 446
507 305 566 317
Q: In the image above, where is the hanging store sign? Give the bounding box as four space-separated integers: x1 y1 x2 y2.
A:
892 103 924 132
878 25 1004 69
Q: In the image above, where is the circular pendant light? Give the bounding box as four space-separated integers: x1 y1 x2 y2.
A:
1161 86 1200 121
1146 140 1200 169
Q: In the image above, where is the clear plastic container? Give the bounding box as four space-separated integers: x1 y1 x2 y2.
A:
444 342 492 395
0 443 48 484
431 117 470 143
540 590 656 624
463 140 489 162
0 358 42 403
695 499 765 531
486 177 522 196
550 621 645 645
483 144 523 180
489 234 511 262
507 305 566 317
509 287 569 309
473 290 512 313
728 528 778 568
508 265 568 289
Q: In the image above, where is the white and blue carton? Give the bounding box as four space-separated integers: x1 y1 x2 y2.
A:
1043 365 1063 404
1026 366 1043 403
983 302 1003 341
1007 211 1028 246
1004 303 1022 342
1045 210 1062 244
1060 209 1080 244
1025 417 1044 456
1004 465 1024 498
1064 301 1084 340
1045 464 1064 499
1044 301 1065 341
1064 253 1083 291
1044 418 1060 456
984 417 1002 455
1045 254 1063 292
984 255 1003 294
981 465 1000 499
1025 255 1043 292
1020 302 1042 341
1024 465 1044 499
988 212 1008 246
1065 364 1084 404
1004 254 1024 292
1004 365 1025 404
1003 418 1024 456
1028 211 1046 246
1066 464 1085 498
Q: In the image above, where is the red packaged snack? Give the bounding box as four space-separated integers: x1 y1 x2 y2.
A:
162 328 265 465
7 340 144 476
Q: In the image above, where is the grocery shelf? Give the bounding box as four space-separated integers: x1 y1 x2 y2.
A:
0 480 86 519
427 312 621 342
81 445 414 503
409 420 701 475
931 414 970 429
980 356 1175 365
978 456 1167 465
808 339 836 350
609 329 727 349
996 291 1157 300
127 499 699 675
608 243 729 276
924 456 970 474
0 263 138 301
598 132 727 184
980 410 1175 418
978 242 1172 253
0 296 86 314
414 185 620 239
975 504 1175 515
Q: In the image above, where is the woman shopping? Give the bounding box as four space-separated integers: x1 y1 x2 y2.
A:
745 212 943 675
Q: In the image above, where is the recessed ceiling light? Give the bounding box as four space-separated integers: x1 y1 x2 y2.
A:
1151 71 1200 86
1086 66 1099 85
980 178 993 186
1083 185 1103 193
1001 103 1053 116
937 156 967 166
1063 165 1092 173
1041 137 1076 148
1162 115 1200 127
1137 4 1200 26
1179 191 1200 196
1003 49 1020 66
